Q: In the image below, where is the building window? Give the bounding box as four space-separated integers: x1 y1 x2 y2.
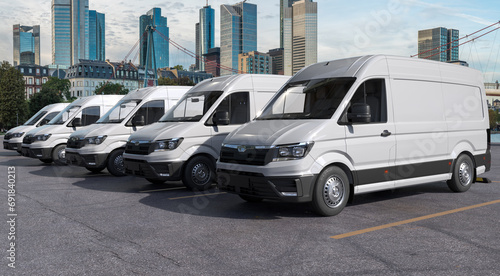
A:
28 78 33 84
36 68 40 74
36 88 40 93
43 78 47 84
36 79 40 85
20 68 24 73
29 68 32 74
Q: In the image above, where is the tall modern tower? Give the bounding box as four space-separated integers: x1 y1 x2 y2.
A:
418 27 459 62
89 10 105 61
283 0 317 76
52 0 90 67
280 0 299 48
140 8 169 69
13 24 40 66
220 1 257 76
196 3 215 71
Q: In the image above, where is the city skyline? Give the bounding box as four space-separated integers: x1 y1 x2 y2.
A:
1 0 500 80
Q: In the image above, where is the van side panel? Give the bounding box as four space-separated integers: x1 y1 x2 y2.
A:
391 79 450 180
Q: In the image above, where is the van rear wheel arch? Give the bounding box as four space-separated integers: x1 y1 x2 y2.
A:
448 152 476 192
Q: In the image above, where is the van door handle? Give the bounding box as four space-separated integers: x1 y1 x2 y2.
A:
381 130 391 137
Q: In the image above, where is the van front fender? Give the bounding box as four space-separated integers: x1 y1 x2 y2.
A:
312 151 355 175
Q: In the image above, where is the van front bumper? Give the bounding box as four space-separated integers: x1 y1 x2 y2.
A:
217 169 317 203
21 146 52 159
66 151 108 168
3 141 21 151
124 158 184 181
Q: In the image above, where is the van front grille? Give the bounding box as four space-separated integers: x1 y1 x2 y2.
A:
125 141 152 155
219 145 275 166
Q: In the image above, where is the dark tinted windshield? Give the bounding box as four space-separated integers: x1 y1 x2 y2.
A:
24 110 48 126
159 91 223 122
257 78 356 120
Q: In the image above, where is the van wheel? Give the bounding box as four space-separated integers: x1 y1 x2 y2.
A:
107 149 126 176
239 194 263 202
40 158 53 164
447 154 474 192
52 144 67 166
183 156 215 191
312 166 350 216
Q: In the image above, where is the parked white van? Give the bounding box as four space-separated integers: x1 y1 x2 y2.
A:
65 86 190 175
21 95 123 165
217 55 491 216
3 103 69 152
123 74 290 190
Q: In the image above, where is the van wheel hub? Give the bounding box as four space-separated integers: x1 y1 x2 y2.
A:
323 176 344 208
113 155 124 173
458 162 471 186
192 163 210 185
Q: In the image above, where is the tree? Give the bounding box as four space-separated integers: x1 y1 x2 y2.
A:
490 109 499 130
173 65 184 71
158 76 194 86
94 82 129 95
0 61 28 130
28 77 71 116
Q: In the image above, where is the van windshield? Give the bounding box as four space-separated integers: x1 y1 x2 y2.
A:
24 110 48 126
159 91 223 122
97 100 141 124
49 105 81 125
256 77 356 120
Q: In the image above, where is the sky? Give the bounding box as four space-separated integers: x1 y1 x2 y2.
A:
1 0 499 81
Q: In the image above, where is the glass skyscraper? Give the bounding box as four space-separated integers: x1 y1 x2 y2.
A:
13 24 40 66
418 27 459 62
220 1 257 75
52 0 92 67
89 10 105 61
283 0 317 76
140 8 169 69
196 4 215 71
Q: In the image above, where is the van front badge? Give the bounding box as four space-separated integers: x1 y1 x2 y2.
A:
237 146 246 153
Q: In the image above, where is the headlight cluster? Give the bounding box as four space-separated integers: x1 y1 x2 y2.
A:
152 138 183 152
85 135 107 145
273 142 314 161
6 132 24 139
34 134 52 141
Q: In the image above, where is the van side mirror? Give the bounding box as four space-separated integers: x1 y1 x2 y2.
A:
213 110 230 125
39 119 49 126
347 103 371 123
131 114 145 126
71 117 82 127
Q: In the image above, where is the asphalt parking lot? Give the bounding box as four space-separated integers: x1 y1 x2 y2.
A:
1 137 499 275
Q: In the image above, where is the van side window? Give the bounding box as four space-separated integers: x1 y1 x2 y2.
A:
134 100 165 125
348 79 387 123
208 92 249 125
80 106 101 126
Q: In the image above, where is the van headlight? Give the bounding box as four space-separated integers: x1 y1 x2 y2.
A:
273 142 314 161
152 138 183 152
34 134 52 141
12 132 25 138
85 135 107 145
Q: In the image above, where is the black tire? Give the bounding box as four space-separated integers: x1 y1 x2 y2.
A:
447 154 474 192
52 144 67 166
146 178 166 184
40 158 53 164
107 149 126 176
182 155 215 191
239 194 264 202
312 166 350 216
85 166 105 173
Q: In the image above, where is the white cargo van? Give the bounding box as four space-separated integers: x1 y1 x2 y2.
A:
217 55 491 216
65 86 190 176
21 95 123 165
3 103 69 152
123 74 290 190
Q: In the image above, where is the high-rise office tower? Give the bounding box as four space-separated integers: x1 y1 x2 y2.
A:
140 8 169 69
52 0 91 67
89 10 105 61
283 0 317 76
280 0 299 48
196 3 215 71
13 24 40 66
418 27 459 62
220 1 257 76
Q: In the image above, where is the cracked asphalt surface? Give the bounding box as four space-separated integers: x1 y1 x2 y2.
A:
1 137 500 275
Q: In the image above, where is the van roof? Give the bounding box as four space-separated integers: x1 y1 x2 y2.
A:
122 86 191 101
190 74 290 93
291 55 483 87
70 94 123 107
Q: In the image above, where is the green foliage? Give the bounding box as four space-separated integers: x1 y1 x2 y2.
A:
0 61 28 129
490 109 499 130
158 76 194 86
173 65 184 71
94 82 129 95
42 77 72 101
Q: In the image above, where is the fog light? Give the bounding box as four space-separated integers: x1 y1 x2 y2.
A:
281 192 297 196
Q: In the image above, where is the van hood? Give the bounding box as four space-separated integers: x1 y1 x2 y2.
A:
6 125 33 135
224 120 326 146
70 124 127 139
127 122 197 141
